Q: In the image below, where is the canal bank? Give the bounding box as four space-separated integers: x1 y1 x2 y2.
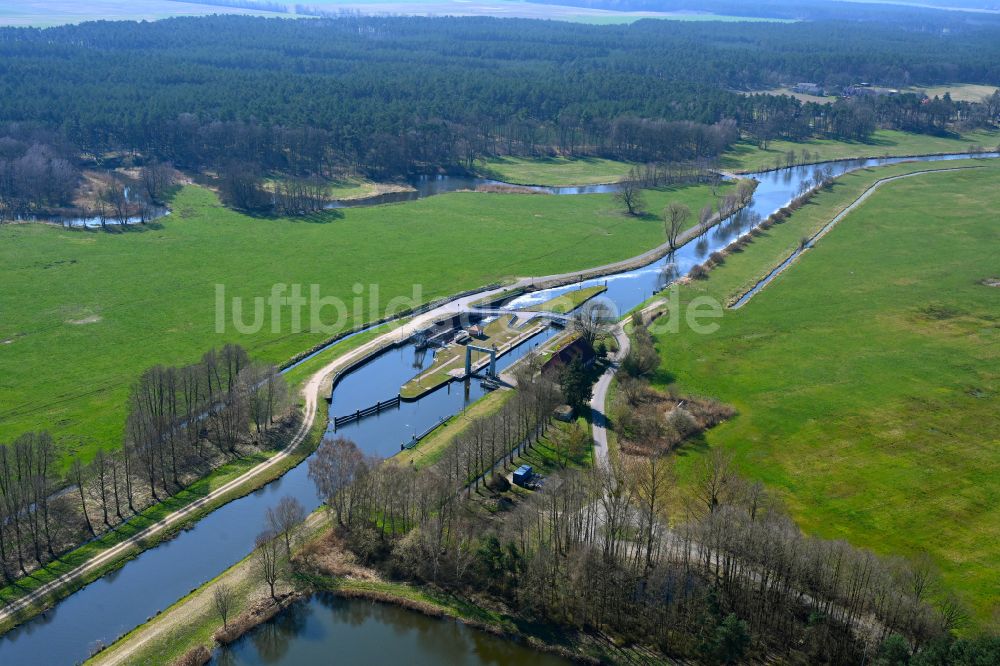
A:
88 509 584 666
2 151 997 664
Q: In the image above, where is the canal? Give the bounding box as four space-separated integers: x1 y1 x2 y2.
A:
0 152 995 664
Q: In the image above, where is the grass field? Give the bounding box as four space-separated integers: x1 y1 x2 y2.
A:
526 285 607 314
0 1 275 26
0 181 726 467
476 156 633 186
908 83 1000 103
651 159 1000 625
723 128 1000 172
263 175 408 201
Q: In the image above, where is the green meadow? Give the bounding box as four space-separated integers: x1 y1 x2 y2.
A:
653 159 1000 624
723 128 1000 173
477 129 1000 185
476 156 633 186
0 181 723 467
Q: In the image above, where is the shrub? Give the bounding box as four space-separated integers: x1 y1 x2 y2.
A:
174 645 212 666
690 263 709 279
488 473 511 492
709 251 726 266
666 407 698 438
707 614 751 665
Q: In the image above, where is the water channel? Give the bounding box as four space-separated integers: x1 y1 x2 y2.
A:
211 593 568 666
0 151 995 664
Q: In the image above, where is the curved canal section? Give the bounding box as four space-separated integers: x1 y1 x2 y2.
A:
0 151 995 664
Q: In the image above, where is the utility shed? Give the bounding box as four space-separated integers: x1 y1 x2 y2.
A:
513 465 533 487
554 405 574 422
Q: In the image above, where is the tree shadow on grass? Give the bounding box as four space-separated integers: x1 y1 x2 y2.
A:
674 431 710 458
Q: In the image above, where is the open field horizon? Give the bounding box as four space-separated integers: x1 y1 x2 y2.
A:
0 0 786 27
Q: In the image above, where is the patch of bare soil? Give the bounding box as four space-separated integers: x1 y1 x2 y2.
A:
73 170 119 212
980 277 1000 288
67 314 102 325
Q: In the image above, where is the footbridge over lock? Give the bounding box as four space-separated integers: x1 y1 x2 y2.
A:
468 307 572 325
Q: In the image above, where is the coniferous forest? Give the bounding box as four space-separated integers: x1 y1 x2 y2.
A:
1 13 999 186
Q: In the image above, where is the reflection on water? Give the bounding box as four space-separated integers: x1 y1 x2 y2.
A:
213 594 569 666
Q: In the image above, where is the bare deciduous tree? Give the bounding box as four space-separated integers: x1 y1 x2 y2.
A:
664 202 690 250
213 583 235 631
699 204 714 227
693 448 735 516
100 180 130 226
266 495 306 554
571 300 615 347
308 437 368 527
614 168 645 216
141 160 174 204
254 529 282 599
71 458 95 537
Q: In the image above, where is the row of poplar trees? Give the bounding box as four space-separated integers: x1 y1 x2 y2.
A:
0 343 288 583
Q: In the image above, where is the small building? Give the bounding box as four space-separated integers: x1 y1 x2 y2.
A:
468 324 486 339
843 84 898 98
554 404 574 422
792 82 823 96
513 464 533 487
542 337 596 373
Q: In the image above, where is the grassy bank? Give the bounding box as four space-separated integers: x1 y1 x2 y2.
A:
650 159 1000 625
395 389 515 469
0 180 726 466
475 156 633 186
262 174 410 201
86 507 573 666
526 285 607 314
85 510 335 666
723 128 1000 172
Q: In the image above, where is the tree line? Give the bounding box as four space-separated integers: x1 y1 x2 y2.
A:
0 122 177 224
0 125 80 220
0 344 288 584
